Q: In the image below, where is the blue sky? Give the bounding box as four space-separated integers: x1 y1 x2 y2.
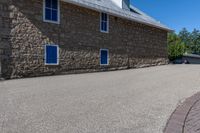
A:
131 0 200 32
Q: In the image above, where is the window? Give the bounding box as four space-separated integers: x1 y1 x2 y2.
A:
100 49 109 65
43 0 60 24
100 13 109 33
45 45 59 65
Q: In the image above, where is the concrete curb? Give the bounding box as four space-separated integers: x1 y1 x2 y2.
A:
164 92 200 133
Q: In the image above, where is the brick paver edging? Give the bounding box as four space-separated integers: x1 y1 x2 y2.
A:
164 92 200 133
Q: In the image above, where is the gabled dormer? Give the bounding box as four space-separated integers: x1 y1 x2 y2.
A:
122 0 130 10
111 0 130 10
112 0 140 14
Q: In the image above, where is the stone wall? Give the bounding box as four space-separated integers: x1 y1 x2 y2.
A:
3 0 168 79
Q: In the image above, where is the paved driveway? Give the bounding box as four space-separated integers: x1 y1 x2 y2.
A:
0 65 200 133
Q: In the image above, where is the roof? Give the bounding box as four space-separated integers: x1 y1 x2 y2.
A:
62 0 172 31
183 54 200 58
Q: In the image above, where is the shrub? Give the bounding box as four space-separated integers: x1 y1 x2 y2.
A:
167 33 186 61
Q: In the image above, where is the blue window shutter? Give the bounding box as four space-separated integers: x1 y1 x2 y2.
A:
101 50 108 65
46 45 58 64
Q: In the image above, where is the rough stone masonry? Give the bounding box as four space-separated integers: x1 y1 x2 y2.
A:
0 0 168 79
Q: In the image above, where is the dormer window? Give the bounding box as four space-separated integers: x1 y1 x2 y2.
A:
43 0 60 24
122 0 130 10
100 13 109 33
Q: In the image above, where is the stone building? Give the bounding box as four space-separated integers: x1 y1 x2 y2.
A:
0 0 171 79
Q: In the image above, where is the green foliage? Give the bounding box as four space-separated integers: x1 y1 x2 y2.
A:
167 33 186 61
178 28 200 54
167 28 200 61
178 28 190 45
190 29 200 54
178 28 191 52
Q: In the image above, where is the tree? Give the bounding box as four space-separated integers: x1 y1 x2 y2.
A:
190 29 200 54
168 33 186 61
178 28 190 45
178 28 191 52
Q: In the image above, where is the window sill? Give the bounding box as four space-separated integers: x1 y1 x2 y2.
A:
43 19 60 25
44 63 59 66
100 64 109 66
100 30 109 33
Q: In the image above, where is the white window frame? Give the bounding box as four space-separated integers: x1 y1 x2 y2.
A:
100 49 109 66
44 44 59 65
100 12 109 33
43 0 60 24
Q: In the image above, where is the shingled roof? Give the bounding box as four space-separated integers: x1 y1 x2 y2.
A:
63 0 172 31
